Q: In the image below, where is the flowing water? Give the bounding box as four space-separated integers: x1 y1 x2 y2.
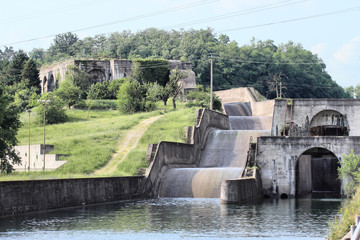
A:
0 197 342 240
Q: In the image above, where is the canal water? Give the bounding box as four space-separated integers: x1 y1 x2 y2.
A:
0 198 341 240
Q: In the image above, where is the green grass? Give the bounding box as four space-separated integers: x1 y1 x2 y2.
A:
328 186 360 239
114 104 196 176
1 99 196 180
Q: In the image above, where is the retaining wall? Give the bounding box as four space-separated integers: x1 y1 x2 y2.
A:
0 177 143 217
220 169 263 203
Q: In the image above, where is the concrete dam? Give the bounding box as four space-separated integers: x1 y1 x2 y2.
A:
159 102 271 198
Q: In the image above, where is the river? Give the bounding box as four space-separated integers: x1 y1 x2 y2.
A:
0 197 341 240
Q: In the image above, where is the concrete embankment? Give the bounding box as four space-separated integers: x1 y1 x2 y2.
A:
0 177 143 217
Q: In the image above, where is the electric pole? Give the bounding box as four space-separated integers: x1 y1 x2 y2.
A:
210 54 213 110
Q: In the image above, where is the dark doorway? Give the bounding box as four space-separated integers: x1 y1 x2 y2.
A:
296 148 341 198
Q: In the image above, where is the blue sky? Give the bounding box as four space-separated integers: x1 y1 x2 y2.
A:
1 0 359 88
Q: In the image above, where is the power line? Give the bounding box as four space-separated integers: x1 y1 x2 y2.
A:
219 6 360 32
0 0 218 48
212 56 324 65
164 0 308 29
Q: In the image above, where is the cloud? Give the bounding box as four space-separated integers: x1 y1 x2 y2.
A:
311 42 326 56
334 36 360 63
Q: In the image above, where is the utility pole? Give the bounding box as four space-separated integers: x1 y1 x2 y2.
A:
38 100 50 171
210 54 213 110
26 109 31 171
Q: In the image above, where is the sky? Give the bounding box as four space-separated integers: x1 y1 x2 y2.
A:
1 0 359 88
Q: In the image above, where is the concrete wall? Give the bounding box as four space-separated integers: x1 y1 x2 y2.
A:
215 87 274 117
271 99 360 136
0 177 143 217
13 145 66 171
256 136 360 197
220 169 263 203
142 109 229 197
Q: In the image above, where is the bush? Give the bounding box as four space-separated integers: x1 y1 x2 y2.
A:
36 93 67 124
185 85 222 111
87 81 111 100
55 79 83 108
339 150 360 196
117 80 159 114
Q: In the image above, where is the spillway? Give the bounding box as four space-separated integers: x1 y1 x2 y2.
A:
159 102 272 198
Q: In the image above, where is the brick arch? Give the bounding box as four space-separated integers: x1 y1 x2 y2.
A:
48 74 55 92
309 109 349 136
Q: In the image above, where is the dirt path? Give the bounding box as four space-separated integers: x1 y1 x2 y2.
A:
95 115 162 175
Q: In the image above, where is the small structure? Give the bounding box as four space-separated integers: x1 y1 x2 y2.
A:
39 59 196 94
13 145 66 171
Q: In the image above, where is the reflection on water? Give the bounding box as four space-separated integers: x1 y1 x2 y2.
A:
0 198 342 240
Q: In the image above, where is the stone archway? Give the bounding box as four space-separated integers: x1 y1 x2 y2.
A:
296 147 341 197
309 110 349 136
88 69 106 84
42 76 47 93
48 74 55 92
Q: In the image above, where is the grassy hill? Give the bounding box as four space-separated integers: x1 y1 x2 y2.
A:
0 100 196 181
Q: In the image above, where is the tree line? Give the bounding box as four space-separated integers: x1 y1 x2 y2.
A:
26 28 349 98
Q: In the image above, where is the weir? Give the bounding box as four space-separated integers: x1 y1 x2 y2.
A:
159 102 271 198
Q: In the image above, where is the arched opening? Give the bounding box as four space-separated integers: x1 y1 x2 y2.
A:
309 110 349 136
296 147 341 198
42 76 47 93
47 74 54 92
88 69 106 84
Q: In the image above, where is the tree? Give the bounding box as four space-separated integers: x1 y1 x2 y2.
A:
0 86 21 174
185 85 222 111
117 80 157 114
132 59 170 86
55 79 82 108
36 93 67 124
49 32 79 57
338 150 360 196
65 64 91 93
166 68 187 109
21 58 41 93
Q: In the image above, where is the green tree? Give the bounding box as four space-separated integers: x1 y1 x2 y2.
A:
117 80 157 114
339 150 360 196
132 59 170 86
167 68 187 109
0 85 21 174
21 58 41 93
185 85 222 111
65 64 91 93
55 79 82 108
36 93 67 124
87 81 111 100
49 32 79 57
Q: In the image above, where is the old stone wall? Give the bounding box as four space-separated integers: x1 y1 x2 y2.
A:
256 136 360 197
142 109 229 198
272 99 360 136
0 177 143 217
39 59 196 93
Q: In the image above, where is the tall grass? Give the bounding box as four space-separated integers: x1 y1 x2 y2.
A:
328 186 360 239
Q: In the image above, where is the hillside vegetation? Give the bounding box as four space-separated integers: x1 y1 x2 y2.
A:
28 28 349 99
0 101 196 181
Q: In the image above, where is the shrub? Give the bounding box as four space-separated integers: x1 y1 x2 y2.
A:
87 81 111 100
36 92 67 124
185 85 222 111
117 80 159 114
55 79 83 108
339 150 360 196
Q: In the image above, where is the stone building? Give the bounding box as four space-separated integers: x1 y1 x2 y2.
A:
39 59 196 93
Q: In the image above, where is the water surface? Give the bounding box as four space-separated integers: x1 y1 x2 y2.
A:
0 198 341 240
